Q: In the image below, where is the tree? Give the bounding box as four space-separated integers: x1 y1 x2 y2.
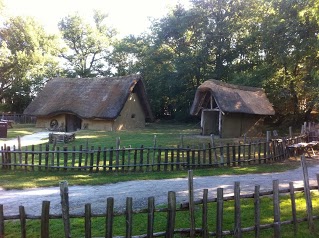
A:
58 11 116 77
0 16 61 112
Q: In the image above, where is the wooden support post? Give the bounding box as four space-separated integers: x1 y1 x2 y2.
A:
188 170 195 237
60 181 71 238
41 201 50 238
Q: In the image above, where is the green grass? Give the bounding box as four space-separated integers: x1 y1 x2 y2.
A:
3 191 319 237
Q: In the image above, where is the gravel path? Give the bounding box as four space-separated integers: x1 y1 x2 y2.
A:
1 162 319 216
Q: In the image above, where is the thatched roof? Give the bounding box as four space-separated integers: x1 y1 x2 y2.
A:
190 79 275 116
24 75 154 120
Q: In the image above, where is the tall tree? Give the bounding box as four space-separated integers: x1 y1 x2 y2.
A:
0 16 61 112
58 11 116 77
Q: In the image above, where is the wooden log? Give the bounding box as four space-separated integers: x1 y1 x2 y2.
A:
85 203 91 238
60 181 71 238
234 181 242 238
41 201 50 238
126 197 133 238
0 205 4 238
273 179 281 238
147 197 155 238
300 155 314 231
254 185 260 238
289 182 297 235
166 191 176 238
216 188 224 238
188 170 195 237
105 197 114 238
202 189 209 238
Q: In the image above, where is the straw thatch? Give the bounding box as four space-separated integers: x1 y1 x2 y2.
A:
190 79 275 116
24 75 153 120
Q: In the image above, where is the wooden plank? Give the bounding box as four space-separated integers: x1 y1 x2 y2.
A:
31 145 35 170
273 179 281 238
166 191 176 238
216 188 224 238
103 146 107 172
0 204 4 238
79 145 83 170
96 146 101 172
38 144 42 171
72 145 76 170
133 149 137 172
41 201 50 238
226 143 230 166
85 203 91 238
170 149 174 171
19 206 27 238
202 189 209 238
164 149 168 171
24 146 28 171
147 197 155 238
157 148 162 171
188 170 195 237
126 197 133 238
289 182 297 235
56 147 60 171
109 147 113 171
63 146 68 171
122 147 126 172
90 146 94 172
105 197 114 238
300 155 314 231
176 145 181 170
234 181 242 238
60 181 71 238
254 185 260 238
139 145 144 172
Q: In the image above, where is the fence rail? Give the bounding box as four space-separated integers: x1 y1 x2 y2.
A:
0 135 305 172
1 113 36 124
0 155 317 237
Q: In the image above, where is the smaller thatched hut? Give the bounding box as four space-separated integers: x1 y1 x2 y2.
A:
24 75 153 132
190 80 275 138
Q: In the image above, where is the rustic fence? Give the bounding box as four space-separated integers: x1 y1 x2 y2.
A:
0 155 318 237
0 135 305 172
1 113 36 124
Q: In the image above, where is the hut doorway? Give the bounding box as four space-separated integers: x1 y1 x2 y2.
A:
66 114 82 132
201 110 220 135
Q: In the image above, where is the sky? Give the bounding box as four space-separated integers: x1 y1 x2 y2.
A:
3 0 191 37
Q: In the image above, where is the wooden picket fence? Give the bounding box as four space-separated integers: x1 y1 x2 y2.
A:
0 155 318 237
0 135 306 172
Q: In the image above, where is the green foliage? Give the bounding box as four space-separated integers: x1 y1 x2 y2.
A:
0 16 61 112
58 11 116 77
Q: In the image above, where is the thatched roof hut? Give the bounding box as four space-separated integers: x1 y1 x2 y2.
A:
24 75 154 132
190 80 275 138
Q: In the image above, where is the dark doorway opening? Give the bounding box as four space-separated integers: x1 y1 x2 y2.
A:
66 114 82 132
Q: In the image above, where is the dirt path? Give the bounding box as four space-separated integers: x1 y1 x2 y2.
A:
1 161 319 216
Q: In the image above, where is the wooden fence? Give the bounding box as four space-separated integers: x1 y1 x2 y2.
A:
0 135 305 172
0 155 318 237
1 113 36 124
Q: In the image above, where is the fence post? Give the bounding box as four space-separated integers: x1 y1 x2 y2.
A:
289 182 297 235
147 197 155 238
234 181 242 238
254 185 260 238
266 131 271 159
0 204 4 238
273 180 281 238
202 189 209 238
166 191 176 238
85 203 91 238
105 197 114 238
126 197 133 238
216 188 224 238
60 181 71 238
41 201 50 238
188 170 195 237
300 155 314 231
